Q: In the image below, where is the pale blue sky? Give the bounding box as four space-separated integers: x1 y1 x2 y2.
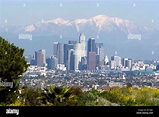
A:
0 0 159 29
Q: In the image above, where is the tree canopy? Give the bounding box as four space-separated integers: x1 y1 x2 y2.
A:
0 36 29 104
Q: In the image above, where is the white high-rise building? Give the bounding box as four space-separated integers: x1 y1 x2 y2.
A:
74 43 83 71
111 56 121 67
104 55 109 65
74 33 87 71
79 33 87 57
110 60 116 69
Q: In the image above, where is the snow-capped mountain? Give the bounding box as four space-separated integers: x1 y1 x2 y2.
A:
23 15 152 36
0 15 158 60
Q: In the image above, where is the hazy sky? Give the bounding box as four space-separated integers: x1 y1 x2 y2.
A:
0 0 159 29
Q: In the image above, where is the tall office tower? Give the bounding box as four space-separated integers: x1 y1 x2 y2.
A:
110 60 116 69
74 33 87 71
53 42 58 56
35 49 46 67
50 56 58 70
87 38 96 52
53 42 64 64
29 55 36 65
59 44 64 64
46 57 51 69
122 58 128 68
46 56 58 70
79 33 87 57
68 49 75 71
64 44 74 68
87 52 96 70
81 56 87 70
126 59 132 69
111 55 122 67
95 43 104 68
87 38 96 70
74 43 83 71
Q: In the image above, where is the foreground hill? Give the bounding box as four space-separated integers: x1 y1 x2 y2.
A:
0 86 158 106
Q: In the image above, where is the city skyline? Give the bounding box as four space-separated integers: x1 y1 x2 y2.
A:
26 33 158 73
27 32 159 62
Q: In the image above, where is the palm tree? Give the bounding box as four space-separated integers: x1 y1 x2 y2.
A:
41 85 76 106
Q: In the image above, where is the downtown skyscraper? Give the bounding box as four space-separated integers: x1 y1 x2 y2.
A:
35 49 46 67
53 42 64 64
51 34 106 71
64 43 74 69
74 33 87 71
87 38 96 70
96 43 105 68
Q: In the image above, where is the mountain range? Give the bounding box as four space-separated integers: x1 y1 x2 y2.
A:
0 15 159 60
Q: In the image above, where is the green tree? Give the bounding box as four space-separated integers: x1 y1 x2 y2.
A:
0 36 29 104
77 89 105 106
20 86 43 106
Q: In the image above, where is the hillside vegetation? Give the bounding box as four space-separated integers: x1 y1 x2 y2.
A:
0 86 159 106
